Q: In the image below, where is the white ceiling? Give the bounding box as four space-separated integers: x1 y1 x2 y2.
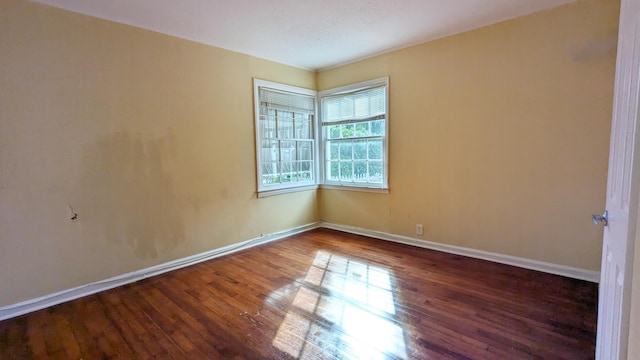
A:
31 0 575 70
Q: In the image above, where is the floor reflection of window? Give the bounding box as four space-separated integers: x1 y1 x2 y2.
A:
272 251 407 359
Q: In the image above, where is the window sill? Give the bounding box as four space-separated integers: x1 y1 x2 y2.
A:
319 184 389 194
257 184 319 198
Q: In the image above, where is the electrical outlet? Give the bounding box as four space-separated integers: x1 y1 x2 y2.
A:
416 224 423 236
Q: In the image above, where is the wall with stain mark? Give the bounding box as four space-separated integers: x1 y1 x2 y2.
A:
0 0 317 306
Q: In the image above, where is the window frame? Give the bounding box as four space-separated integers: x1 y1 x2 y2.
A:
318 77 390 192
253 79 319 197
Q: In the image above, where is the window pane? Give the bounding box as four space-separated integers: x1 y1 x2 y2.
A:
353 140 367 160
340 162 352 181
298 141 312 161
292 161 300 182
269 118 278 138
261 140 279 161
369 161 383 183
280 141 296 161
277 111 294 138
259 118 271 139
329 161 340 181
262 162 278 184
300 161 311 171
293 162 302 182
341 124 354 138
339 141 352 160
355 122 369 137
371 120 385 135
262 161 282 185
368 139 382 160
281 162 296 182
329 125 341 139
329 141 339 160
260 109 278 139
299 161 313 181
354 161 367 182
295 116 311 139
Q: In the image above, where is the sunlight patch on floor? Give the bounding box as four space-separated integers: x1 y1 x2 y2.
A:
272 251 407 359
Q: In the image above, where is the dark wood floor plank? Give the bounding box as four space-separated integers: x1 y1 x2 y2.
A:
99 290 161 359
26 312 47 358
0 228 597 359
0 316 30 358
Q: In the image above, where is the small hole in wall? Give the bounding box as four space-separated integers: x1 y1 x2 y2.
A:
68 204 79 222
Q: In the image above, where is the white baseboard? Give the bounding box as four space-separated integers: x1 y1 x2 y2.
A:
0 220 599 321
320 222 600 283
0 222 321 321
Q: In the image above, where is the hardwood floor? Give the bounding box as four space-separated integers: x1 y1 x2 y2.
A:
0 228 598 359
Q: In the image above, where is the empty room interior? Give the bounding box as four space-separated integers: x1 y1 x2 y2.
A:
2 0 640 358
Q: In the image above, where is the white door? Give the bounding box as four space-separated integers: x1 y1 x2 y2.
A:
596 0 640 358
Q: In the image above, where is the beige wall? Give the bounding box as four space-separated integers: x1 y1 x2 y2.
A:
317 0 619 271
0 0 317 307
0 0 620 309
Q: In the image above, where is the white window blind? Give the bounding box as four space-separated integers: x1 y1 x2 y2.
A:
320 78 389 189
260 88 315 114
322 86 386 124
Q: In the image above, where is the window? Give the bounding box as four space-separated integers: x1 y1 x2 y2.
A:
253 77 389 196
320 77 389 190
254 79 317 196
